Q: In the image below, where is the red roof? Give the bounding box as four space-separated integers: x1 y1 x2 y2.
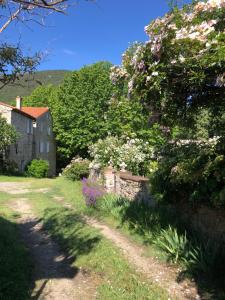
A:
0 101 35 120
21 107 49 119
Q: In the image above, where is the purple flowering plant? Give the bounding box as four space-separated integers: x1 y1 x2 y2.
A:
81 178 105 207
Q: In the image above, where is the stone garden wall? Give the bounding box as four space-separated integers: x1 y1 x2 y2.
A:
90 166 154 205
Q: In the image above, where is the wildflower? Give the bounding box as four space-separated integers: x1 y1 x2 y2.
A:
178 55 186 63
82 178 105 206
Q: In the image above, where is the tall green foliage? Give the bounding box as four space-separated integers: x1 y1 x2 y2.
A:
0 115 17 154
53 61 114 161
23 84 57 108
0 115 17 171
106 96 149 138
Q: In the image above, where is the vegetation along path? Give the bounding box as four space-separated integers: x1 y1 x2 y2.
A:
0 179 199 299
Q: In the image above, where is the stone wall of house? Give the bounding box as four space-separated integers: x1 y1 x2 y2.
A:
10 110 34 172
0 104 11 123
34 112 56 176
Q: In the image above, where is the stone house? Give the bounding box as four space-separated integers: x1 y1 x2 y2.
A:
0 97 56 176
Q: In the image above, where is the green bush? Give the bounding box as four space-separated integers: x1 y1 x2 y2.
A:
151 137 225 207
26 159 49 178
153 226 189 264
0 159 20 175
62 158 90 181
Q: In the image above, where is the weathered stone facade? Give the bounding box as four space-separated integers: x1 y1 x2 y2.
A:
0 99 56 176
0 103 34 172
32 112 56 176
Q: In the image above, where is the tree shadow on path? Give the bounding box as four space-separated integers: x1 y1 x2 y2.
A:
17 208 101 299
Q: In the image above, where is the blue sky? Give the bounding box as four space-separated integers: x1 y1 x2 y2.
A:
3 0 189 71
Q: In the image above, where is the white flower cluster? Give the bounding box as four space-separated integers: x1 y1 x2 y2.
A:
110 66 128 84
175 136 220 147
130 45 144 68
216 73 225 87
89 136 153 175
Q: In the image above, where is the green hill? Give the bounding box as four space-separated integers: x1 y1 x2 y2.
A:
0 70 70 104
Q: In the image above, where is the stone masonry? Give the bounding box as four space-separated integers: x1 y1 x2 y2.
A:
90 166 154 205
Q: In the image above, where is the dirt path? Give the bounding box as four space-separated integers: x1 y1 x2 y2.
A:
1 181 200 299
6 196 97 300
55 197 200 300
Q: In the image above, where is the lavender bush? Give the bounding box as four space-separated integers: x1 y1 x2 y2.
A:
81 178 105 206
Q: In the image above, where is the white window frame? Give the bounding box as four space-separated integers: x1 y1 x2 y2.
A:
46 142 50 153
39 141 45 153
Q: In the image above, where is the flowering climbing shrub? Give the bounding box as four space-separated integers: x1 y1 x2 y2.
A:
81 178 105 206
110 0 225 126
89 136 153 175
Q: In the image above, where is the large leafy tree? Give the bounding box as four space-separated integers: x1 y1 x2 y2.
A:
23 84 57 107
51 61 114 163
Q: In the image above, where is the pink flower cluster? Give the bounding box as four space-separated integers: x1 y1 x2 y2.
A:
175 20 218 42
195 0 225 12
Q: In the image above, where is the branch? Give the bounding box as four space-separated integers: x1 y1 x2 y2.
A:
0 7 22 33
12 0 68 12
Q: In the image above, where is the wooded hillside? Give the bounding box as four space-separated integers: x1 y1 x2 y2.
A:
0 70 70 104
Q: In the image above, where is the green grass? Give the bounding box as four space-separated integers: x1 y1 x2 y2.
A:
0 205 32 300
0 176 168 299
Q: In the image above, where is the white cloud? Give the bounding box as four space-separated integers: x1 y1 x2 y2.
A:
63 48 77 56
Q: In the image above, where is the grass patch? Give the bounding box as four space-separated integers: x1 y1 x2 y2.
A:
0 207 32 300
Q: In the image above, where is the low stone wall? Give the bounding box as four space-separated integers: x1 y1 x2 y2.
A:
100 167 153 205
175 204 225 244
115 172 149 202
89 167 102 181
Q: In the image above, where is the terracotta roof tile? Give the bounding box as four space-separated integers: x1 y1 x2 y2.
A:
21 107 49 119
0 101 35 120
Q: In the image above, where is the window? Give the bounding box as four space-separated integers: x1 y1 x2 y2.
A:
26 119 33 134
47 126 51 135
39 141 44 153
15 143 18 154
46 142 50 153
